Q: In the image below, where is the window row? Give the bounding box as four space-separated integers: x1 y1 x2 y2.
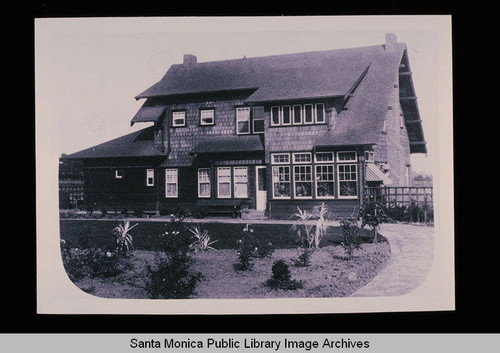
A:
272 164 358 199
271 103 325 126
167 167 250 199
271 151 357 165
171 108 215 127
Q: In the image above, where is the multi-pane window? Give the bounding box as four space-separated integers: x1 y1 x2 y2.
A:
217 167 232 198
198 168 210 198
172 111 186 127
304 104 313 124
236 107 251 134
272 166 291 198
337 151 357 162
315 152 334 163
282 106 291 125
165 169 178 198
338 164 358 198
293 152 312 164
146 169 154 186
316 165 334 198
233 167 248 198
271 106 281 126
294 165 313 198
271 153 290 164
315 103 325 123
253 106 265 134
200 109 215 126
293 105 302 124
365 151 375 162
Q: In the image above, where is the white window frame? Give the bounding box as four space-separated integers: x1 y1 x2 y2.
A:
272 165 291 199
165 169 178 198
233 167 248 198
292 152 312 164
197 168 211 198
271 153 290 165
217 167 232 198
314 152 334 163
315 164 335 199
236 107 251 135
365 151 375 162
172 111 186 127
252 106 265 134
271 106 281 126
292 105 302 125
315 103 325 123
281 105 292 126
337 151 357 163
115 169 123 179
337 164 358 199
303 104 314 124
146 169 154 186
200 109 215 126
293 165 313 199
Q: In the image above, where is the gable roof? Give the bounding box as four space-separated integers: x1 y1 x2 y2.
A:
135 45 388 103
64 126 166 159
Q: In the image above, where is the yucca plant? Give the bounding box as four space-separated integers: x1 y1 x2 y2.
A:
188 224 218 253
112 220 138 253
290 203 329 248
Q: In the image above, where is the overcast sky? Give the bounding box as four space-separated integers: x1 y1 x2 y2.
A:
35 16 452 175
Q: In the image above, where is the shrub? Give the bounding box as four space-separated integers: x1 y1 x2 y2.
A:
292 247 314 267
265 259 303 290
233 224 274 271
338 218 362 259
145 253 202 299
359 201 387 243
290 203 329 248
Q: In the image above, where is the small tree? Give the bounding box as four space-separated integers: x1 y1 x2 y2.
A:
338 218 362 259
265 259 303 290
359 201 387 243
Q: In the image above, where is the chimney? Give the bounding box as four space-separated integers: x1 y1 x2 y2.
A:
385 33 398 50
183 54 197 66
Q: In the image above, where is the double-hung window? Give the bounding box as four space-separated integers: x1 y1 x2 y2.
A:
236 107 251 134
304 104 314 124
282 106 291 125
217 167 232 198
337 151 358 198
272 166 291 198
293 165 313 198
271 106 281 126
146 169 154 186
253 106 265 134
316 165 334 198
233 167 248 198
293 105 302 124
165 169 178 198
198 168 210 198
315 103 325 123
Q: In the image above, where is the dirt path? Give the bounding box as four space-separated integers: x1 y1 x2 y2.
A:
350 223 434 297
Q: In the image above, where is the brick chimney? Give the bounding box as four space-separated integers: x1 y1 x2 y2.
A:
385 33 398 50
183 54 197 66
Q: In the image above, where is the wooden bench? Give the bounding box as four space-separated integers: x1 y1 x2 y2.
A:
194 200 243 219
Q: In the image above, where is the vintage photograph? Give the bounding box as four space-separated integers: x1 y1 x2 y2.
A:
36 16 454 314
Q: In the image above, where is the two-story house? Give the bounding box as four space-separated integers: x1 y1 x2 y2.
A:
64 33 426 218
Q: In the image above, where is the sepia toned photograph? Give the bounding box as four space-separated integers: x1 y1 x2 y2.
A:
35 16 454 314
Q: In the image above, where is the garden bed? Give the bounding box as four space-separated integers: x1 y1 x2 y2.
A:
72 243 391 299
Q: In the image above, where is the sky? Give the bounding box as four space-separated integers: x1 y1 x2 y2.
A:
35 16 453 176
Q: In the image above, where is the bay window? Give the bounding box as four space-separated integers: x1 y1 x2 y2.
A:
338 164 358 198
316 165 334 198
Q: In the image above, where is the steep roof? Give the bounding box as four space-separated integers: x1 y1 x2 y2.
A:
64 126 166 159
135 46 385 102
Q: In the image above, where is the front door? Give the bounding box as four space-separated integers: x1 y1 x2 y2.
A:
255 166 267 211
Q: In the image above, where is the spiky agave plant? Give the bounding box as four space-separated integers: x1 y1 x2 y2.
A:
113 220 138 253
188 223 218 253
290 203 329 248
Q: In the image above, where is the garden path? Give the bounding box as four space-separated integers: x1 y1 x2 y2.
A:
349 223 434 297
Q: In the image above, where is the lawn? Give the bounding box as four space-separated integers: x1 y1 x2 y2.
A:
60 218 391 299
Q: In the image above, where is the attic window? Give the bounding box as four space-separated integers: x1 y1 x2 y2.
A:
200 109 215 126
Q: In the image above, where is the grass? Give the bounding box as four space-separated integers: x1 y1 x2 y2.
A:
60 219 391 299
